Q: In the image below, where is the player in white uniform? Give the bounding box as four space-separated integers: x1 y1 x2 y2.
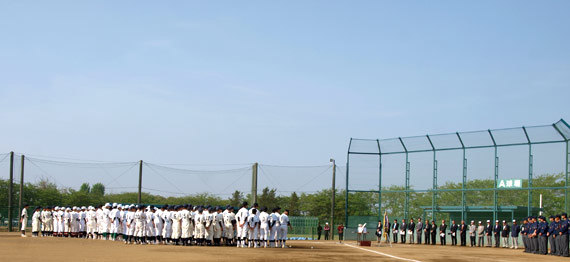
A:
86 206 97 239
145 206 155 244
180 205 191 246
63 207 72 237
41 206 53 237
108 204 120 240
213 207 224 246
70 207 79 237
100 203 111 240
194 208 206 246
269 207 281 247
154 206 164 244
259 207 270 247
236 202 249 248
204 207 214 245
134 205 146 244
55 206 64 237
247 208 260 248
279 209 293 248
118 205 127 241
31 206 41 237
78 207 86 238
224 206 236 246
125 206 136 244
162 205 173 244
20 204 29 237
171 206 182 245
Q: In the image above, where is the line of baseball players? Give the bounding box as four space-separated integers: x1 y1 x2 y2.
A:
25 201 293 248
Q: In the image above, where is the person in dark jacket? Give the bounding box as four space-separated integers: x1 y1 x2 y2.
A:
317 223 322 240
485 220 493 247
424 220 431 245
408 218 415 244
493 220 501 247
400 219 407 244
460 220 467 246
501 220 510 248
537 216 548 255
392 219 399 243
450 220 458 246
439 220 447 245
548 216 557 255
511 219 520 249
430 221 437 245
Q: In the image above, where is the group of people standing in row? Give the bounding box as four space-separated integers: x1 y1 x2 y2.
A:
19 201 294 248
373 214 570 257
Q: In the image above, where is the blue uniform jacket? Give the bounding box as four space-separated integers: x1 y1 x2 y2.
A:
511 224 520 237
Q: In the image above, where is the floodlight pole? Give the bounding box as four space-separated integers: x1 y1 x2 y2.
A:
18 155 24 231
330 158 336 240
553 121 570 213
8 151 14 232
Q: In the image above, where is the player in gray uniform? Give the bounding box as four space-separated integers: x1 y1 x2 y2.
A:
279 209 293 248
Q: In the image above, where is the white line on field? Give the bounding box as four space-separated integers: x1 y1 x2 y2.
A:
343 243 423 262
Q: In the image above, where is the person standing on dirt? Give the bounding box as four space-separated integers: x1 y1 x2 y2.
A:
424 220 431 245
392 219 399 243
493 220 501 248
324 222 330 240
20 204 29 237
317 223 322 240
408 218 415 244
430 220 437 245
439 219 447 245
450 220 457 246
400 219 407 244
501 220 511 248
469 221 477 247
416 217 423 244
485 220 493 247
460 220 467 246
337 223 344 242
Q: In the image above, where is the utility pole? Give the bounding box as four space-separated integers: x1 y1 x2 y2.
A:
18 155 24 231
330 158 336 240
8 151 14 232
138 160 143 204
252 163 258 204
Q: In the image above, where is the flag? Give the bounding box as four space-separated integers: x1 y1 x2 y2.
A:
382 210 389 239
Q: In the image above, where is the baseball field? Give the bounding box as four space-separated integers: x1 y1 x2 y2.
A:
0 232 566 262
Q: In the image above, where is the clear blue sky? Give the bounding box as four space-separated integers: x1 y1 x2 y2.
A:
1 0 569 167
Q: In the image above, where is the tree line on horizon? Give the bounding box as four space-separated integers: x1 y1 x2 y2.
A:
0 173 565 223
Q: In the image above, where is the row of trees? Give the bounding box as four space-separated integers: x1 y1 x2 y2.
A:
0 173 566 224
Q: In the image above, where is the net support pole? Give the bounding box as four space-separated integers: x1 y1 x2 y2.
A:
553 122 570 212
399 137 410 219
523 127 532 216
489 130 498 223
18 155 24 231
345 138 352 228
377 139 382 224
427 135 437 221
8 151 14 232
251 162 258 204
457 132 467 222
138 160 143 204
330 159 336 240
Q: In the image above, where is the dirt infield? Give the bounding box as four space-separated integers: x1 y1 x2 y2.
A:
0 233 567 262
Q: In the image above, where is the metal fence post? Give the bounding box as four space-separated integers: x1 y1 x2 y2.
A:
8 151 14 232
523 127 532 216
18 155 24 231
427 135 437 221
457 132 467 222
251 162 258 204
376 139 382 224
345 138 352 228
488 130 498 223
399 137 409 219
330 159 336 240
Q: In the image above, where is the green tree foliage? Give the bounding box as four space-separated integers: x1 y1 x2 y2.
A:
0 173 566 223
228 190 244 207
